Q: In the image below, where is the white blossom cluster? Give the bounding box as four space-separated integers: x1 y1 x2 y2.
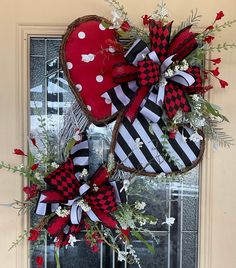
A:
77 199 91 212
189 131 203 142
117 209 135 230
111 10 123 28
55 206 70 218
134 201 146 210
162 216 175 226
68 234 79 247
81 168 88 177
34 172 43 181
93 184 99 192
51 162 59 169
165 60 189 78
117 245 141 268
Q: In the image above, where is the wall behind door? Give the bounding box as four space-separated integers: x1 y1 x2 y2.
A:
0 0 235 267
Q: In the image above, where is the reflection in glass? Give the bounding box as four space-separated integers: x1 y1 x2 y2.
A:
29 37 199 268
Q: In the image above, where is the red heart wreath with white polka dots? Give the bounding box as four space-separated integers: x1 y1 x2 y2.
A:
60 15 126 125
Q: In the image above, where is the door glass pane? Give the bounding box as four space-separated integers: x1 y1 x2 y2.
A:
29 37 199 268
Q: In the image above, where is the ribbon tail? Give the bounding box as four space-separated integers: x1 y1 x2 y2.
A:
35 193 59 216
109 181 121 203
70 203 83 225
139 84 165 123
47 215 70 237
183 67 203 94
86 209 101 222
125 86 150 122
164 82 191 119
101 81 139 115
92 208 118 229
124 39 150 66
70 133 89 181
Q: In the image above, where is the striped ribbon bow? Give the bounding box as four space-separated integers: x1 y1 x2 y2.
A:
102 20 203 122
35 133 120 239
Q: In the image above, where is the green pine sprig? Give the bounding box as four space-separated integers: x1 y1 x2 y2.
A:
104 0 128 20
8 230 28 251
172 9 202 36
207 42 236 52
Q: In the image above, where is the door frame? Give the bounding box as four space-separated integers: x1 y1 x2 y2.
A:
17 24 214 268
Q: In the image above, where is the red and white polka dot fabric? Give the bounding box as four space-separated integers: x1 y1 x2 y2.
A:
62 17 125 124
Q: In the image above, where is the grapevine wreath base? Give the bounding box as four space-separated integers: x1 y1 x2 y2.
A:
1 1 235 267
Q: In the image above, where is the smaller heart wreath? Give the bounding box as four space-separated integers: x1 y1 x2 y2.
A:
104 19 206 176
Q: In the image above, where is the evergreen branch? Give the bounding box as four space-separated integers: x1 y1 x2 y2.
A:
8 230 28 251
197 20 236 44
12 199 36 215
104 0 128 20
213 20 236 33
206 42 236 52
172 9 202 36
203 119 234 148
0 161 43 185
152 1 169 22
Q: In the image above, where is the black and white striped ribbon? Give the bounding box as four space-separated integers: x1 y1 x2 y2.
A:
114 114 201 174
69 182 121 224
35 132 89 216
35 193 59 216
70 132 89 180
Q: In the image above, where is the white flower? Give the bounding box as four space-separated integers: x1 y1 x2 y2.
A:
156 172 166 179
35 172 42 180
77 199 91 212
111 10 122 28
192 94 200 102
165 68 174 77
134 201 146 210
55 206 70 218
117 250 127 262
93 184 99 192
189 131 203 142
159 77 168 86
135 138 143 149
195 118 206 128
140 218 147 226
51 162 59 169
182 133 188 143
162 216 175 226
81 53 95 63
150 220 157 225
18 164 24 170
120 179 130 192
174 65 180 72
81 168 88 177
180 59 189 71
73 129 81 141
68 234 79 247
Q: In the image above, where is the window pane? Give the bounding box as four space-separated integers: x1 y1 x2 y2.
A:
29 37 199 268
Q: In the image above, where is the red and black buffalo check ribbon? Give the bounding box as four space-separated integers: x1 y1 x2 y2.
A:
35 133 120 243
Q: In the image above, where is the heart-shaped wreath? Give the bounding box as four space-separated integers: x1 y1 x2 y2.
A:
2 1 235 267
60 2 233 177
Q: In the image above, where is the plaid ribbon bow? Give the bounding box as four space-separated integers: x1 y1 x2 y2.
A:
102 20 203 122
35 133 120 241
